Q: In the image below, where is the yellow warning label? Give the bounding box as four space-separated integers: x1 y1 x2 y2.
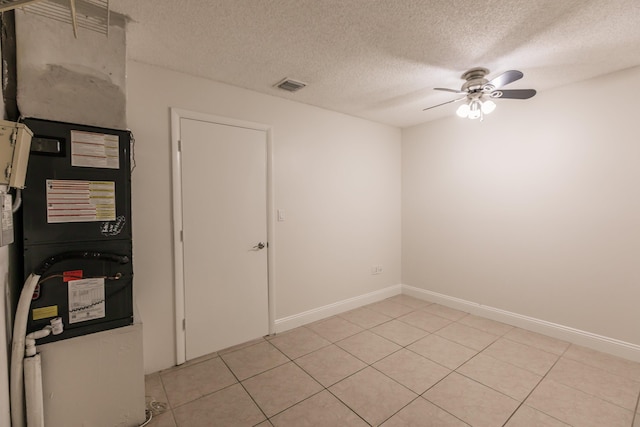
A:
32 306 58 321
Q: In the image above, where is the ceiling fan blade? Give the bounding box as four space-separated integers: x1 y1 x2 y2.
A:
434 87 466 94
491 89 536 99
487 70 523 89
423 96 467 111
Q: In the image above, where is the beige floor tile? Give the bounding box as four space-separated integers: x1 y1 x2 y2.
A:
220 341 289 380
380 397 470 426
504 328 569 355
306 316 364 342
504 405 570 427
146 411 177 427
329 367 417 426
367 299 415 318
526 379 633 427
336 330 401 364
174 351 219 369
407 334 477 369
145 373 169 414
483 337 559 376
458 314 513 336
371 319 429 346
387 294 432 309
435 322 498 351
423 372 519 427
398 310 452 332
563 344 640 381
457 353 542 401
270 390 368 427
422 304 468 321
242 362 323 417
269 327 331 359
160 357 237 408
218 337 266 355
373 348 450 394
144 318 639 427
172 383 265 427
295 344 367 387
339 307 392 328
546 357 640 410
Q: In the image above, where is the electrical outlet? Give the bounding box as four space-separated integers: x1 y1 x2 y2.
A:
371 265 383 275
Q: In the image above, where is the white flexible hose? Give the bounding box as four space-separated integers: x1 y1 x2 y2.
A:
10 273 41 427
24 354 45 427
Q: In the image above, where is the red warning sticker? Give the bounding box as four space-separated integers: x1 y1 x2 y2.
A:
63 270 83 282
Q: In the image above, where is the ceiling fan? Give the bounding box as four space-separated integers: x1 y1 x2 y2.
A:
424 67 536 120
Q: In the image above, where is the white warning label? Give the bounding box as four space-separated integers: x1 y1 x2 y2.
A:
46 179 116 223
68 278 106 324
71 130 120 169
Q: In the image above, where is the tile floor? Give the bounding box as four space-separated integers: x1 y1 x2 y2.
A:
144 295 640 426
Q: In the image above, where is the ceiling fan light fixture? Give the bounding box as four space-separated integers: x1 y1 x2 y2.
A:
455 97 496 121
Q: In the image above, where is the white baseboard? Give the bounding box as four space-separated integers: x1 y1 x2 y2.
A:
274 284 402 333
402 284 640 363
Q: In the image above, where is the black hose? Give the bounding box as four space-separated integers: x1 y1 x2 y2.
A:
34 252 130 275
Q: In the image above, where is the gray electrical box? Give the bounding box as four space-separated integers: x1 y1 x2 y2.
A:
0 120 33 189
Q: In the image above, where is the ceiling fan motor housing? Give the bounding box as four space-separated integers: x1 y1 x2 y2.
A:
461 67 490 92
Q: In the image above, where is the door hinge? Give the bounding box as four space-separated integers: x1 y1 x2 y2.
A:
180 230 183 242
182 318 186 330
177 139 182 152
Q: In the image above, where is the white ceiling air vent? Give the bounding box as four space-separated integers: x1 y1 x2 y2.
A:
0 0 111 38
274 78 307 93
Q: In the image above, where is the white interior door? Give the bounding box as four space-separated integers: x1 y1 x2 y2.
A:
179 117 269 361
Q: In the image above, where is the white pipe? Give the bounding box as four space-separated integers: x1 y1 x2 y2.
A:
12 189 22 213
10 273 41 427
23 355 45 427
25 327 51 358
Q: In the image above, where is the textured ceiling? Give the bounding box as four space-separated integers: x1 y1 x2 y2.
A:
110 0 640 128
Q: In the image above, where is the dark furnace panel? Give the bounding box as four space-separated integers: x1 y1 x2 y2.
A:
21 118 133 344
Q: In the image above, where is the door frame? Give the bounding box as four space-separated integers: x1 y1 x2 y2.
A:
170 108 275 365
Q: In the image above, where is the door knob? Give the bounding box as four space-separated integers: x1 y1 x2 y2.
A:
253 242 266 250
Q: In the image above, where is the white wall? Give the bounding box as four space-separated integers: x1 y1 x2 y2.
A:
0 221 11 426
0 208 10 427
402 66 640 350
0 36 12 426
127 61 402 373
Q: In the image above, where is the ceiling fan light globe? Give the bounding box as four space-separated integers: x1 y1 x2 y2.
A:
456 103 470 118
482 100 496 114
468 100 482 119
468 109 481 120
